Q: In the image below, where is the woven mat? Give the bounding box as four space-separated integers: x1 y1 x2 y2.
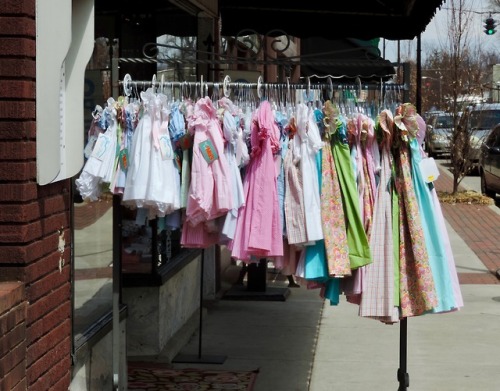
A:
128 362 259 391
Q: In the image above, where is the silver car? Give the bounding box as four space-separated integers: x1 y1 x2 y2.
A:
425 113 454 157
462 103 500 164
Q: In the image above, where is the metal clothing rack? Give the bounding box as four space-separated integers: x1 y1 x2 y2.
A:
116 72 406 99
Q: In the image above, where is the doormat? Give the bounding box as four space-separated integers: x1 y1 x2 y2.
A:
128 362 259 391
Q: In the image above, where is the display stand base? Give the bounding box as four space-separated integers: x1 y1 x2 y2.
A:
172 353 226 364
223 284 290 301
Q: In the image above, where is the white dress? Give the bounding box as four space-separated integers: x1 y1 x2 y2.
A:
294 103 324 243
220 109 245 242
145 93 181 217
122 89 154 209
76 98 118 200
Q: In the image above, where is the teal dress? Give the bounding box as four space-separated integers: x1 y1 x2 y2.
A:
304 149 329 282
409 137 456 312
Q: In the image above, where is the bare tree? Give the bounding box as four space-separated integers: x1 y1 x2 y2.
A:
422 0 492 193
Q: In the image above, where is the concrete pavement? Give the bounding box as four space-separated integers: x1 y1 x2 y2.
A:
145 158 500 391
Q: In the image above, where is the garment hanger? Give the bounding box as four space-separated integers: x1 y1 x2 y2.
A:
123 73 132 98
151 74 157 93
257 75 264 102
159 74 166 95
211 83 220 107
223 75 231 99
327 76 333 101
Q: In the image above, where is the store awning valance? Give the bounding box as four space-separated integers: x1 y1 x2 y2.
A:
218 0 445 41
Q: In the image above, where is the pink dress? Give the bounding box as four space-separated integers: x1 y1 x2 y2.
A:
229 100 283 261
181 97 233 248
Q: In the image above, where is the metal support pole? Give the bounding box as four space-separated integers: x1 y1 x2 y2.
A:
397 317 410 390
112 195 122 390
173 249 226 364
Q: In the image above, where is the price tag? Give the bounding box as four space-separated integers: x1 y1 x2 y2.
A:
199 139 219 164
419 157 440 183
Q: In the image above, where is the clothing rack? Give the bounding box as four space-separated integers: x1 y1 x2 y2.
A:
108 52 416 386
116 73 406 100
114 72 411 389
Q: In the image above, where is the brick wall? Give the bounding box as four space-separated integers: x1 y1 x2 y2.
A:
0 1 72 390
0 282 26 391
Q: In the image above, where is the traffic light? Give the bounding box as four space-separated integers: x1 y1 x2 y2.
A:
484 17 497 35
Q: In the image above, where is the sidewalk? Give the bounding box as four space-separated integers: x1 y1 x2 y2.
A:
308 165 500 390
146 163 500 391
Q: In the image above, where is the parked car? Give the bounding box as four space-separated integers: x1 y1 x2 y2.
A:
459 103 500 165
479 124 500 198
425 112 454 157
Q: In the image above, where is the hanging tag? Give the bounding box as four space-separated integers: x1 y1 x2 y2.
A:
119 148 129 171
199 139 219 164
419 157 440 183
159 135 174 160
90 134 110 161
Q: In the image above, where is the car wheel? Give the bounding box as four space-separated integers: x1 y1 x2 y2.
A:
480 170 495 198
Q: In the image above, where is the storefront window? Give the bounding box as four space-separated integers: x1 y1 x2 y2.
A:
73 195 113 344
73 37 114 347
72 28 200 346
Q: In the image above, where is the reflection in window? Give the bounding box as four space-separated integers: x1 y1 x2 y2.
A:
121 207 182 275
73 194 113 344
470 110 500 130
73 37 114 346
156 34 197 83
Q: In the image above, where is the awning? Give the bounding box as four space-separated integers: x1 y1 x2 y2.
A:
219 0 445 41
299 37 396 81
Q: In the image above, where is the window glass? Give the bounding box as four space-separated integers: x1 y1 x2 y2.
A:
73 38 114 346
435 115 454 129
72 30 197 346
73 194 113 343
470 110 500 130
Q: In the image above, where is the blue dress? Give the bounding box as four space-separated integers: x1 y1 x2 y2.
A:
409 137 457 312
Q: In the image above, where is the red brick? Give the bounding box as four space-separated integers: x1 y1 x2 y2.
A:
0 101 36 121
37 180 71 198
0 120 36 140
0 202 40 223
0 141 36 159
41 212 70 236
0 37 35 57
0 361 26 391
26 302 70 343
27 267 70 303
0 162 36 181
0 267 24 282
0 338 26 376
28 344 71 390
0 240 45 264
0 1 35 16
23 247 61 279
0 282 24 315
0 16 35 36
26 283 70 325
42 194 70 216
0 183 38 202
0 302 27 334
9 378 27 391
26 319 70 365
50 372 72 391
0 58 35 80
0 221 42 243
0 322 25 357
0 81 35 99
